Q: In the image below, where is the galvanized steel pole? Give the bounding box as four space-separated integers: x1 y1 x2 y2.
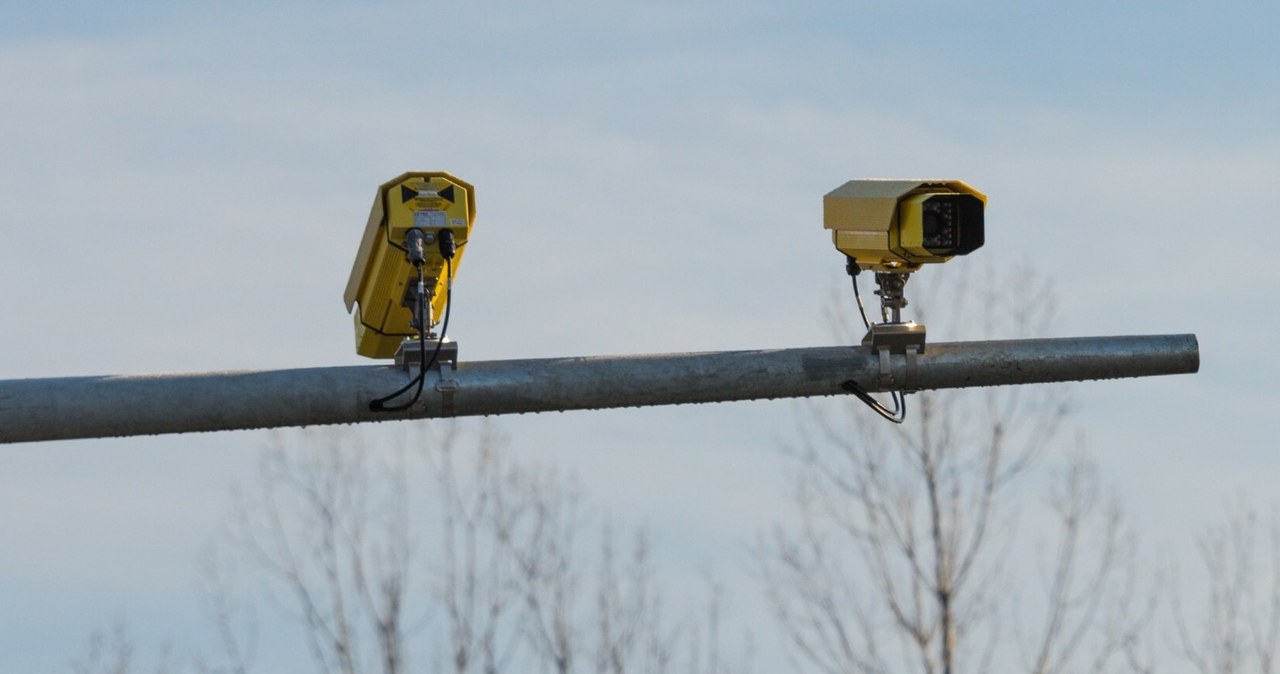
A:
0 334 1198 444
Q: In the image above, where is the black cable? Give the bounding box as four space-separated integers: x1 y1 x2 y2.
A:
368 267 428 411
369 259 452 412
370 231 455 413
846 256 871 331
841 380 906 424
842 256 907 424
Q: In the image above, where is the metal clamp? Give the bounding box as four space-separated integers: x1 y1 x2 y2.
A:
436 361 458 417
863 322 926 392
392 338 460 415
877 349 894 388
903 344 920 392
394 338 458 371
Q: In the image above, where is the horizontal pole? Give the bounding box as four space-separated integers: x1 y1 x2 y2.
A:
0 334 1199 444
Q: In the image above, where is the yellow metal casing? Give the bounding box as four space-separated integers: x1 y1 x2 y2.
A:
824 179 986 272
344 172 476 359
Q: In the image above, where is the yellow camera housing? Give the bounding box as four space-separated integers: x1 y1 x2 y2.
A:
824 179 986 272
344 171 476 359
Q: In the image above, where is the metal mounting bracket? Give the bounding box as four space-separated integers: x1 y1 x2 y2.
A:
394 338 458 371
393 337 460 415
862 322 926 392
436 361 458 417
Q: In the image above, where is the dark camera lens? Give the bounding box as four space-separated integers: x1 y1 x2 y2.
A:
922 208 940 237
922 201 953 248
921 194 983 255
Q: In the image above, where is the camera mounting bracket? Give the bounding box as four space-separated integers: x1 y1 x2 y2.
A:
862 322 925 391
394 337 458 372
873 272 911 323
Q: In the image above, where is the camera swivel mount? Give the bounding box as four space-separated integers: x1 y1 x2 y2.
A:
394 228 458 375
863 271 925 392
872 271 909 324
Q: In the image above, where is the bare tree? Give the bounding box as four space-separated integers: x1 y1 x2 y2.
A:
423 422 524 674
223 429 412 674
1019 448 1147 674
213 421 737 674
72 622 134 674
193 541 256 674
1175 506 1280 674
72 621 179 674
759 264 1141 674
442 428 679 674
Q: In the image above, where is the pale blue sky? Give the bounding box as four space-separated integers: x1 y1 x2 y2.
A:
1 0 1277 670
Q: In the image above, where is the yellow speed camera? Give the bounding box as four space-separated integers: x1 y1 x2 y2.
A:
824 179 985 272
344 172 475 359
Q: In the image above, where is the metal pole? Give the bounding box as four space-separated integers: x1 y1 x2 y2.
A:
0 334 1198 444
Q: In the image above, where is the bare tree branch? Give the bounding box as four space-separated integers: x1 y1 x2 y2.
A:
203 422 738 674
761 263 1132 674
71 621 134 674
1175 504 1280 674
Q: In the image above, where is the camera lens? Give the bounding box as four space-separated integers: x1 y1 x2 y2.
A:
922 208 940 237
921 194 983 255
922 201 953 248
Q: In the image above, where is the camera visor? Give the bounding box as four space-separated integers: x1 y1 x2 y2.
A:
921 193 984 256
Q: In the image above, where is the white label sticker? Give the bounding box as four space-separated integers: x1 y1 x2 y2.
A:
413 210 447 228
